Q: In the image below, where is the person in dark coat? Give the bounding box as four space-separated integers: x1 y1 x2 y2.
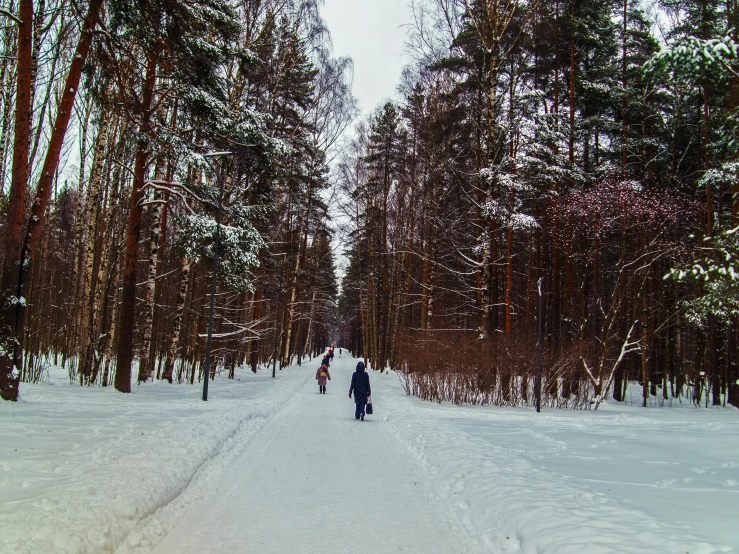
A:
349 361 371 421
322 355 330 368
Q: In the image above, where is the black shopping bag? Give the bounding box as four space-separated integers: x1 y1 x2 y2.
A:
366 399 373 415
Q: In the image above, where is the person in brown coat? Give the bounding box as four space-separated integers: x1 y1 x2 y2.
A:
315 363 331 394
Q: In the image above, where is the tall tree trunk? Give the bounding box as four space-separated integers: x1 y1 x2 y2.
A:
731 164 739 407
80 101 113 383
421 231 431 331
505 224 514 334
282 181 311 367
702 84 720 404
115 54 158 393
360 281 369 366
0 0 33 401
138 162 165 383
0 14 17 192
641 273 649 407
621 0 628 174
101 260 120 389
426 255 436 332
303 290 317 358
250 289 263 373
29 0 60 172
9 0 104 399
480 190 493 336
380 146 390 371
388 250 404 368
29 0 43 108
72 106 92 369
568 0 576 165
90 117 126 383
551 0 562 352
406 132 418 330
565 219 574 342
162 257 192 383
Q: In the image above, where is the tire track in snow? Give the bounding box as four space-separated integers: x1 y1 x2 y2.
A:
115 368 315 554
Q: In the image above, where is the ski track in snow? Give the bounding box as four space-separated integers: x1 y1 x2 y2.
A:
2 354 738 554
0 365 312 554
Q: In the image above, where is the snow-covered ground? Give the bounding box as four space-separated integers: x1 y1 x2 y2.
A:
148 356 466 554
2 355 738 554
0 363 311 553
382 380 739 553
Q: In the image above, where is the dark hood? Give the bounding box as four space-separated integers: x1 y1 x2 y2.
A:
356 362 365 372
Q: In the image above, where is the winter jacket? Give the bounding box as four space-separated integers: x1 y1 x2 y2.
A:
322 356 330 368
315 365 331 386
349 361 371 405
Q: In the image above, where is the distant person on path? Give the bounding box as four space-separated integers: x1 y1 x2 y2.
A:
329 348 334 361
349 361 371 421
322 354 330 368
315 362 331 394
339 348 342 357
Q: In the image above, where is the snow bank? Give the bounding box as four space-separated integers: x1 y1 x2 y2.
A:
0 364 311 554
377 371 739 554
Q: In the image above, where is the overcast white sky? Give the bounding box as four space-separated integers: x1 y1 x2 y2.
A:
320 1 414 280
321 0 412 118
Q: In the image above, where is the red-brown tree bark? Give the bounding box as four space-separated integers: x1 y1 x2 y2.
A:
115 54 158 393
3 0 104 400
0 0 34 401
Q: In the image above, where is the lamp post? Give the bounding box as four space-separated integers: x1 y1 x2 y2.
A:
201 151 232 402
297 321 303 367
536 277 544 413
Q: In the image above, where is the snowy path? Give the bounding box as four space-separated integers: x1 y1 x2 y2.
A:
4 355 737 553
148 355 467 554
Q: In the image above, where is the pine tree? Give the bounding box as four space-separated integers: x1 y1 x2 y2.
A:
104 0 243 390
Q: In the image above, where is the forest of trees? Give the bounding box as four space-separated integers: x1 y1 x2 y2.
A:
337 0 739 409
2 0 739 411
0 0 353 401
